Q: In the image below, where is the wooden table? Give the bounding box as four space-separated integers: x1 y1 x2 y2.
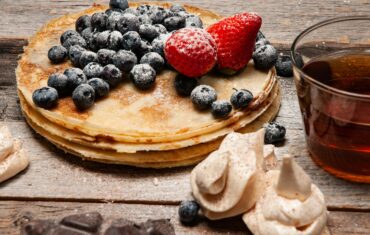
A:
1 0 370 234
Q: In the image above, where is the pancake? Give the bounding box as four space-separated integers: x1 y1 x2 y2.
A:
16 2 277 144
19 83 279 153
21 88 281 168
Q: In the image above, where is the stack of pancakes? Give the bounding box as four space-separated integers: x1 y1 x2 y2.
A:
16 3 281 168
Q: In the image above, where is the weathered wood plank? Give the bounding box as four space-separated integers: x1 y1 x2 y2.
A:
1 200 370 235
1 0 369 44
0 120 369 210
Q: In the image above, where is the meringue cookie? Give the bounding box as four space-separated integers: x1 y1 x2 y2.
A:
191 129 272 220
243 155 329 235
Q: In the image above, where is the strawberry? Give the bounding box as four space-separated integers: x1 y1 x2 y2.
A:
164 28 217 78
207 12 262 74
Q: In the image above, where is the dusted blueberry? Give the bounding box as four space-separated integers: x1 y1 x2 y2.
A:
254 38 270 51
164 16 185 31
113 50 137 72
154 24 167 34
60 30 80 44
48 45 67 64
91 12 108 32
185 15 203 28
107 31 123 50
170 4 186 13
264 122 286 144
178 201 200 224
75 15 91 33
275 55 293 77
109 0 129 11
140 52 164 72
96 30 111 49
101 64 123 87
32 87 59 109
211 100 232 118
64 67 87 90
139 24 160 42
97 49 116 65
83 62 103 79
106 8 124 16
117 13 140 34
88 78 110 97
68 45 85 67
176 11 190 18
230 89 253 109
81 27 93 40
165 9 176 18
174 74 198 97
47 73 69 96
191 85 217 110
72 84 95 110
107 11 124 30
134 39 153 59
151 33 171 57
136 5 151 15
256 31 266 41
147 6 168 24
86 33 100 52
79 51 98 68
122 31 141 51
130 64 156 90
123 8 139 16
138 14 152 25
62 35 87 49
253 44 278 70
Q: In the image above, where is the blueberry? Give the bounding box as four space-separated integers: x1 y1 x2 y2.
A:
91 12 108 32
62 35 87 49
147 6 168 24
60 30 80 44
109 0 129 11
68 45 85 67
253 44 278 70
96 30 111 49
97 49 116 65
72 84 95 110
254 38 270 51
86 33 100 52
122 31 141 51
106 8 124 16
75 15 91 33
174 74 198 97
170 4 186 13
164 16 185 31
79 51 98 68
101 64 123 87
176 11 190 18
48 45 67 64
113 50 137 72
151 33 171 57
32 87 58 109
178 201 199 224
138 14 152 25
264 122 286 144
230 89 253 109
256 31 266 42
134 39 152 59
81 27 93 40
64 68 87 90
83 62 103 79
123 8 139 16
47 73 69 97
107 31 123 50
88 78 110 97
107 11 124 31
275 55 293 77
154 24 167 34
185 15 203 28
136 5 151 15
211 100 232 118
140 52 164 72
130 64 156 90
117 13 140 34
190 85 217 110
139 24 160 42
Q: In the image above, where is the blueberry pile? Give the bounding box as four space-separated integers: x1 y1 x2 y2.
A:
33 0 204 110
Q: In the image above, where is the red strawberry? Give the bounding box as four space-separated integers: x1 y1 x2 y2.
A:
164 28 217 78
207 12 262 74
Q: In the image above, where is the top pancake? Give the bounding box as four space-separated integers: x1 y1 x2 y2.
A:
17 2 275 143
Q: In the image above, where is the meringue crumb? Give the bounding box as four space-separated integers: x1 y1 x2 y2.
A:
153 177 159 186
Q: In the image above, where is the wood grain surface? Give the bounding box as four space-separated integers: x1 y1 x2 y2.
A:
0 0 370 234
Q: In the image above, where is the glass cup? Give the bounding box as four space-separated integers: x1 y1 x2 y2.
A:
291 16 370 183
